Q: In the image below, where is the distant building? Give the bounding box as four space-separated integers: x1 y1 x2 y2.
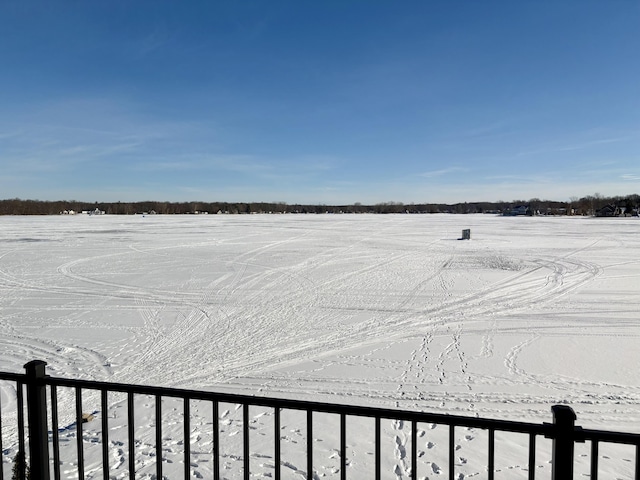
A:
503 205 531 216
596 205 618 217
81 208 105 215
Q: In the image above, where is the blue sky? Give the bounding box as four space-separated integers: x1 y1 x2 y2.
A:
1 1 638 204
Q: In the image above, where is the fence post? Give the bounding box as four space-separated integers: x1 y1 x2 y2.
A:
24 360 51 480
551 405 576 480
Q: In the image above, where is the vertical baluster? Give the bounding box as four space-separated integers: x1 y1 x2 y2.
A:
242 403 251 480
307 410 313 480
375 417 381 480
340 413 346 480
449 425 455 480
76 388 84 480
488 429 495 480
411 420 417 480
155 395 162 480
128 392 135 480
213 401 220 480
101 389 109 480
16 382 25 480
243 404 250 480
528 433 536 480
184 398 191 479
590 440 599 480
274 407 281 480
51 385 60 480
16 382 26 480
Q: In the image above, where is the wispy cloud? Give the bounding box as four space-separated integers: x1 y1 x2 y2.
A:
458 119 520 140
0 129 26 140
517 136 628 157
130 154 339 190
1 95 226 177
56 141 145 158
135 25 177 56
485 174 550 183
419 166 467 178
622 173 640 181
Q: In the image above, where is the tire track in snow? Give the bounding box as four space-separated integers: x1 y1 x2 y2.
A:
364 254 601 344
158 221 423 385
117 228 328 386
169 250 604 392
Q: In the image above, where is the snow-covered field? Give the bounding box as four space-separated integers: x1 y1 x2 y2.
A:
1 213 639 478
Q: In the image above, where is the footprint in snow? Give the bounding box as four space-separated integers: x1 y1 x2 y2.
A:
394 437 406 460
252 453 272 459
282 461 298 471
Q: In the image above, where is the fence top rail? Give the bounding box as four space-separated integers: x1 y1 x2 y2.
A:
579 428 640 445
2 369 551 435
7 367 640 444
0 371 24 382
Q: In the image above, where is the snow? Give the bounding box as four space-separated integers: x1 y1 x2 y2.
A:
1 213 639 478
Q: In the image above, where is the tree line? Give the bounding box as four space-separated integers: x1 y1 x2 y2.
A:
0 194 637 216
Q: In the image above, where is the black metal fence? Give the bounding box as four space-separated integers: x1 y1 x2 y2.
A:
2 360 640 479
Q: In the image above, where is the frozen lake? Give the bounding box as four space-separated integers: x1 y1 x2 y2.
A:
1 213 639 477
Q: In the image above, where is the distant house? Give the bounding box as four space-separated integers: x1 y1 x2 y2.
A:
596 204 618 217
81 208 105 216
503 205 531 216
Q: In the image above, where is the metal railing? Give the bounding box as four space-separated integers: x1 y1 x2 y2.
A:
1 360 640 479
